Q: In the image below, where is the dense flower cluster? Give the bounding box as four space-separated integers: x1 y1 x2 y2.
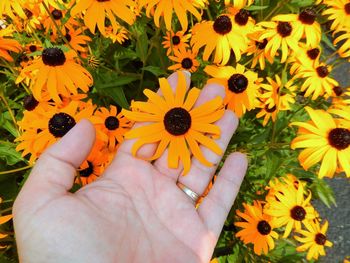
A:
0 0 349 261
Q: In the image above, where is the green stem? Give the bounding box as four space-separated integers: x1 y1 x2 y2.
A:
0 93 20 136
264 0 289 20
0 165 33 175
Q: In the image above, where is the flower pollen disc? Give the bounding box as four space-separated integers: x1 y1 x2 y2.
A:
181 58 193 69
299 8 316 25
316 66 329 78
213 15 232 35
277 22 292 37
42 47 66 66
307 48 320 60
51 9 63 20
23 95 39 111
315 233 327 245
290 205 306 221
235 9 250 26
228 74 248 93
328 128 350 150
105 116 120 130
172 36 180 45
80 161 94 177
164 107 191 136
257 220 271 235
345 3 350 15
49 112 76 137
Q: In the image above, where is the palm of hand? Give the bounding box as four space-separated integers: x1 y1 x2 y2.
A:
15 154 214 263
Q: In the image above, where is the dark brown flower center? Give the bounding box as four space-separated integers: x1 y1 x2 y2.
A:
24 9 33 19
257 220 272 235
172 35 180 45
65 33 72 42
51 9 63 20
181 58 193 69
316 66 329 78
290 206 306 221
307 48 320 60
315 233 327 245
29 45 37 52
256 39 268 50
213 15 232 35
277 22 292 37
235 9 250 26
80 161 94 177
97 0 110 2
299 8 317 25
23 94 39 111
333 86 343 96
49 113 76 137
328 128 350 150
265 104 276 113
42 47 66 66
105 116 119 130
345 3 350 14
228 74 248 93
164 107 191 136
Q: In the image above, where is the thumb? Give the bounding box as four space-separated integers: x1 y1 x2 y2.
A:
14 119 95 212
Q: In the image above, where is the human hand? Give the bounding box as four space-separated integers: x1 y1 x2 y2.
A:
13 72 248 263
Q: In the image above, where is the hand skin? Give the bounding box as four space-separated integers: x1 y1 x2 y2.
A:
13 72 248 263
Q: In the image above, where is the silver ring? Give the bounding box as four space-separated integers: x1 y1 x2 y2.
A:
176 182 200 204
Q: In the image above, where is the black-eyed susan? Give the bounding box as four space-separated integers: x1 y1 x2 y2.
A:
92 105 133 151
16 100 95 163
246 29 274 70
334 31 350 58
323 0 350 32
138 0 204 31
264 183 317 238
258 15 302 63
191 14 248 65
291 106 350 178
289 44 321 75
122 71 225 175
18 47 93 103
295 220 333 260
19 2 42 34
77 144 106 186
273 9 321 47
70 0 135 34
235 201 278 255
168 47 199 73
205 64 258 117
102 25 129 45
162 31 191 56
61 28 92 53
256 101 278 126
259 75 296 111
296 62 339 100
42 7 69 38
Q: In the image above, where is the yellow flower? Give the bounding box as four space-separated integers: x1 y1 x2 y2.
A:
162 31 191 56
291 106 350 178
102 25 129 45
0 0 26 19
289 44 321 75
295 220 333 260
0 197 13 242
138 0 204 31
323 0 350 32
264 182 317 238
205 64 259 117
224 0 254 8
122 71 225 175
258 15 302 62
168 47 199 73
18 48 93 103
191 14 248 65
334 31 350 58
71 0 135 34
296 62 339 100
235 201 279 255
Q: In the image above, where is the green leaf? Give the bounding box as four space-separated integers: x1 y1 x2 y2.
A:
310 178 337 208
135 31 148 62
0 112 18 137
0 141 25 165
97 86 129 109
246 5 269 11
142 66 166 77
290 0 314 7
321 33 336 51
99 75 139 88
